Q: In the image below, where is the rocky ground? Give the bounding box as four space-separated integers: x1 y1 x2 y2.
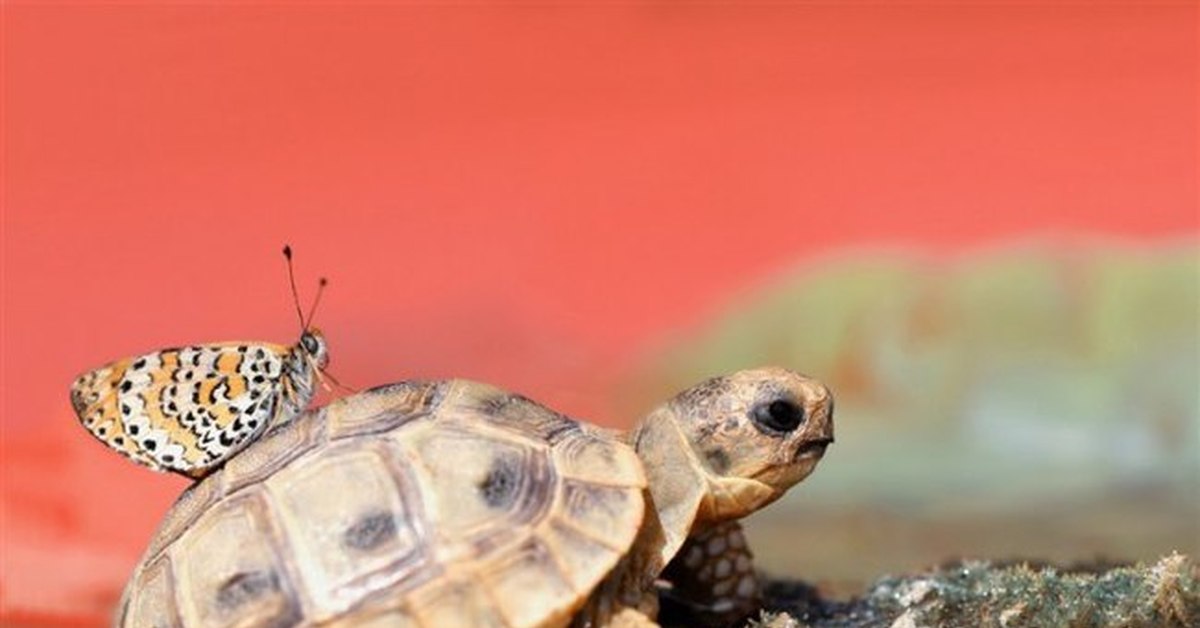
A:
750 553 1197 628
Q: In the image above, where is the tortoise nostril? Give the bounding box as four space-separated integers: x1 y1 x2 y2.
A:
794 436 833 460
751 398 805 435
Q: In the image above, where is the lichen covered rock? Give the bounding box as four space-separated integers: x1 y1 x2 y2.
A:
753 553 1198 628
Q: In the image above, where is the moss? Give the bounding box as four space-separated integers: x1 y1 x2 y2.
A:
751 553 1198 628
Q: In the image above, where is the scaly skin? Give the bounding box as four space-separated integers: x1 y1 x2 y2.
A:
659 521 761 627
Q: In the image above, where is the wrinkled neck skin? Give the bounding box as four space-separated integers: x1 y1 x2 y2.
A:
578 406 783 625
278 348 318 427
617 407 778 578
627 409 703 571
630 407 782 566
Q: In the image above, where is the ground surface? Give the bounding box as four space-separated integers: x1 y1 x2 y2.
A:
754 554 1198 628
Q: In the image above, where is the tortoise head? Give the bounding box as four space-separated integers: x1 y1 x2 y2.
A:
632 367 833 564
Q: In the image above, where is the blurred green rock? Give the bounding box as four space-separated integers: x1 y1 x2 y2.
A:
629 245 1199 509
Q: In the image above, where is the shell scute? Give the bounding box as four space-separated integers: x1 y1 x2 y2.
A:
265 443 427 617
403 425 553 562
552 429 646 489
406 578 508 628
170 491 300 627
538 519 624 593
145 474 222 560
327 380 445 438
479 537 577 628
329 609 421 627
451 382 583 444
556 481 645 552
221 406 328 494
123 557 180 628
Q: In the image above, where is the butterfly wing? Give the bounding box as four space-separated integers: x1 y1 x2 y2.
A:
71 359 166 472
70 342 295 476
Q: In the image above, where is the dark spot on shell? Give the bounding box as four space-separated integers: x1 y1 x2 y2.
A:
216 570 277 610
479 455 521 509
128 425 140 435
342 511 397 551
143 439 157 451
119 380 133 393
132 358 147 370
121 404 131 415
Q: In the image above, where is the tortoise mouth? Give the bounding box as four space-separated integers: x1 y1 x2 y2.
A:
793 437 834 460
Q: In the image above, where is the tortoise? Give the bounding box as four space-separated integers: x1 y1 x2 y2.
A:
118 367 834 627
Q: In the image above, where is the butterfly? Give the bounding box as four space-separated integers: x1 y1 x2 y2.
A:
70 246 331 479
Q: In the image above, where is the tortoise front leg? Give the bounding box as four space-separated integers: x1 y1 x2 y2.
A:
657 521 761 627
599 608 660 627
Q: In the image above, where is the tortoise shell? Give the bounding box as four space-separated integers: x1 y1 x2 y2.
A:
118 379 647 627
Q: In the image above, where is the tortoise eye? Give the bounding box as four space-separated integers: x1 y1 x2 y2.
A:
750 398 805 435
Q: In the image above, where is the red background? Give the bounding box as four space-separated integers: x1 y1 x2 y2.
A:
2 4 1196 623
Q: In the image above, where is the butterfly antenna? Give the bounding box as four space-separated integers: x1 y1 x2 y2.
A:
303 278 328 330
283 245 306 330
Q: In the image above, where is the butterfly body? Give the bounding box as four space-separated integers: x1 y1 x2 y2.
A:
70 330 328 477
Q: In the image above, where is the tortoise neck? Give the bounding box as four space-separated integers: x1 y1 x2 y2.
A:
630 407 708 568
